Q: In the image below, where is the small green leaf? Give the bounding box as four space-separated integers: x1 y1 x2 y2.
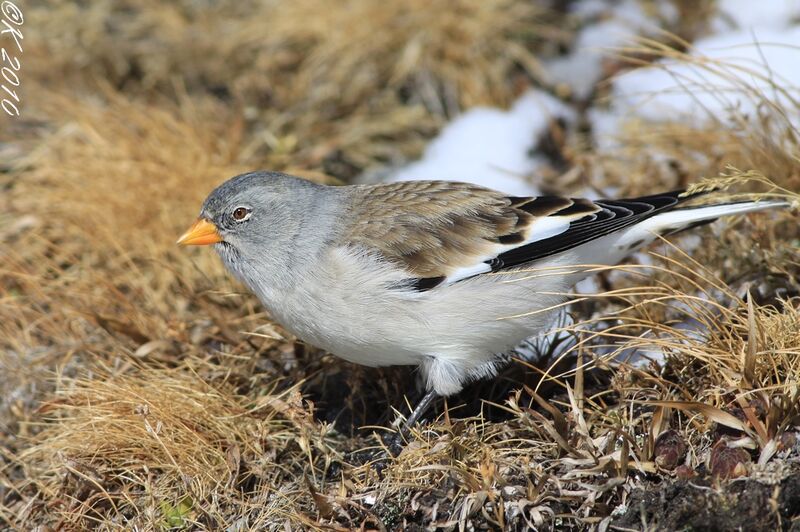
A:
160 495 193 530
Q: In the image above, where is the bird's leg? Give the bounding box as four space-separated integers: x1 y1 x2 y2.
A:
383 390 439 456
400 389 439 436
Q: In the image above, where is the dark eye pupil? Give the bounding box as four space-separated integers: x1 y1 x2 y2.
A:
234 208 247 220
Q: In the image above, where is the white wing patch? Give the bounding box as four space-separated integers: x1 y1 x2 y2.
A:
442 210 588 285
446 262 493 284
522 216 573 243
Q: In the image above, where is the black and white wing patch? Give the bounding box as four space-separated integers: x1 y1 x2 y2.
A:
412 190 692 291
349 181 719 292
486 191 686 272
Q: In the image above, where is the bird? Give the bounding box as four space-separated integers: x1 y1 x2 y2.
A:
177 171 787 438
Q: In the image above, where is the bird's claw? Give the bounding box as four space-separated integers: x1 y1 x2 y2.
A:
381 430 407 457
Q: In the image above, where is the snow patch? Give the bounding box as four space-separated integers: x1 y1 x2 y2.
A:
545 0 674 100
385 90 574 195
712 0 800 32
609 28 800 125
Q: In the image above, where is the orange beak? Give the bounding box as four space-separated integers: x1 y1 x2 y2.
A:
177 218 223 246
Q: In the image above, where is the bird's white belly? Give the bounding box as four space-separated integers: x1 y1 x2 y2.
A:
255 250 428 367
270 294 425 368
256 247 577 371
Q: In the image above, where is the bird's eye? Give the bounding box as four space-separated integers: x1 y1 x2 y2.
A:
232 207 251 222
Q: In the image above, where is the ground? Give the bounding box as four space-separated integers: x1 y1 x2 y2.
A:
1 0 799 530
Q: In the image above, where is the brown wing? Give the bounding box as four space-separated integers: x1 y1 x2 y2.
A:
341 180 600 281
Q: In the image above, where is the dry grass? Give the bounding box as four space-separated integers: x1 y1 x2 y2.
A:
26 0 560 178
2 0 800 530
12 367 337 529
581 33 800 197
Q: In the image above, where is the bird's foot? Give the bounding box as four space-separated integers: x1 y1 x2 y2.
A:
381 429 407 457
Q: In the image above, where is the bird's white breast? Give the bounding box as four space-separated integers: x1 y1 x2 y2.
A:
253 246 578 373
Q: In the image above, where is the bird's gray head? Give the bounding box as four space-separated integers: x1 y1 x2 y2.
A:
177 171 335 288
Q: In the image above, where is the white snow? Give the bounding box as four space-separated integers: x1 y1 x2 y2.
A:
545 0 675 100
385 90 574 196
607 28 800 126
712 0 800 32
546 18 638 100
574 276 601 295
584 0 800 148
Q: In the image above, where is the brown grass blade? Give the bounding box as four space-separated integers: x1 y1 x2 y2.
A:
646 401 755 438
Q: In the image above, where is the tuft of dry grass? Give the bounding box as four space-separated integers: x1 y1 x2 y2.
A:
29 0 554 109
25 0 562 178
578 33 800 198
2 1 800 530
8 362 341 529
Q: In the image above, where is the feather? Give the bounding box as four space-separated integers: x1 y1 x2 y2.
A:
342 181 601 283
343 182 720 288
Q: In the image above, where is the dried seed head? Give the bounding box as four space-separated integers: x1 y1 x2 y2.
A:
710 440 751 480
654 430 687 471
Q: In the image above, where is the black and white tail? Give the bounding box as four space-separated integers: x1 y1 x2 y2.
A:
489 189 788 271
